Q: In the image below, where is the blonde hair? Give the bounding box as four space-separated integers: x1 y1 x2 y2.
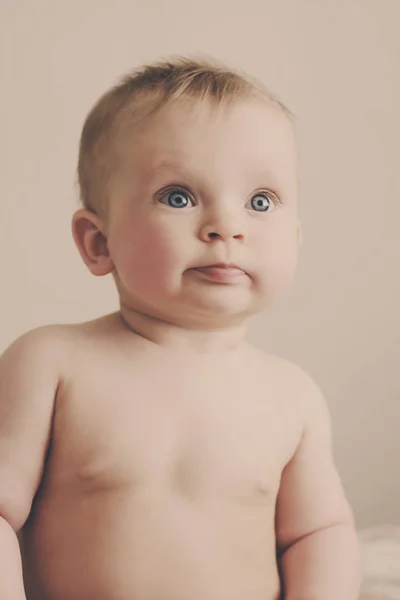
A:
76 54 294 214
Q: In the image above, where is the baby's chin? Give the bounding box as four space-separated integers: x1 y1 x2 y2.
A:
167 290 272 330
118 293 253 332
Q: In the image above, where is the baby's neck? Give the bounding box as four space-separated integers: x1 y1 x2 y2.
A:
117 305 251 356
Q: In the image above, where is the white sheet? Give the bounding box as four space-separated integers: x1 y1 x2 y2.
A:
358 525 400 599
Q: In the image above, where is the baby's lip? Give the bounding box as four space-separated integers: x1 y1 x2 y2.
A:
203 262 241 269
195 262 247 274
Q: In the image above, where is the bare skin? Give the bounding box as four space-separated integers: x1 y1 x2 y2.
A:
0 98 360 599
3 312 307 600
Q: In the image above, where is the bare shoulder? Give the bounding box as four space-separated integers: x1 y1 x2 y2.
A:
280 356 326 403
275 357 330 427
1 324 72 369
254 350 329 447
0 313 119 373
255 349 324 408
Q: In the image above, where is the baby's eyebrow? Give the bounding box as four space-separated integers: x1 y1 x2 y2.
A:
249 167 280 185
144 160 200 185
151 160 190 175
152 160 279 181
140 159 283 196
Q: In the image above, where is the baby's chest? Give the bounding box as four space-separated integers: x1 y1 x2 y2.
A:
52 373 302 504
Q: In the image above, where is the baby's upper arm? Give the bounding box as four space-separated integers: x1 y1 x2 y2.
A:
0 328 63 531
275 367 355 555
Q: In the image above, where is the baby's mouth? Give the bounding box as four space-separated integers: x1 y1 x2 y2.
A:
192 263 247 283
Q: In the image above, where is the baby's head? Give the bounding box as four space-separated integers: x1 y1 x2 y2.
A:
72 56 301 331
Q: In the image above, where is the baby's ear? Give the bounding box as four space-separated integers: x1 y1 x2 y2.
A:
71 209 114 276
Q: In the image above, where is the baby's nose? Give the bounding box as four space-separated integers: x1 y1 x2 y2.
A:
199 212 247 242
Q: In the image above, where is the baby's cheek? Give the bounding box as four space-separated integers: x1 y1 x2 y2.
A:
258 234 299 297
120 228 181 289
146 225 187 270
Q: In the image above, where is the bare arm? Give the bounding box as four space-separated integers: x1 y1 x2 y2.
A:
275 368 362 600
0 328 62 599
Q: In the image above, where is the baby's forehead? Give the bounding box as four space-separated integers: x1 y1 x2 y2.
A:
117 104 297 191
146 97 291 138
121 100 296 164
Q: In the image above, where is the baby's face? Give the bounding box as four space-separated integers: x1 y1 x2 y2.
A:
105 99 300 328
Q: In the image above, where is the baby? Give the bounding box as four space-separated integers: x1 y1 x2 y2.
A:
0 56 361 599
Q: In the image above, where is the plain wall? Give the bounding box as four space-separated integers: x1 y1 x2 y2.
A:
1 0 399 528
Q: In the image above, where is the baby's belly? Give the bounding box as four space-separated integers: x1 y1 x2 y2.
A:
21 485 281 600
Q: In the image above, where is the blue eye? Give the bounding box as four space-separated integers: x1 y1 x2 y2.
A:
162 190 194 208
249 193 276 212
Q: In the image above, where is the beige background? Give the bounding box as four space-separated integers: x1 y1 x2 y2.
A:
1 0 399 529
